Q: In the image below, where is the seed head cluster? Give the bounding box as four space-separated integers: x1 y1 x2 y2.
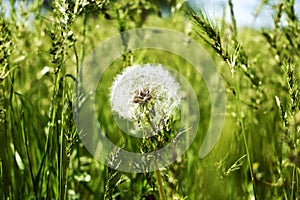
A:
110 64 181 121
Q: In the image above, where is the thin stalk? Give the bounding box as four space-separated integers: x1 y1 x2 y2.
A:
154 160 166 200
240 111 257 199
76 11 87 193
60 87 65 200
0 161 2 197
21 111 38 200
61 76 71 200
234 78 257 199
60 33 69 200
57 75 64 200
228 0 237 42
291 164 296 199
80 12 87 68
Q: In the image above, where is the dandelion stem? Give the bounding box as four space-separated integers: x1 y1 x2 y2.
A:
154 160 166 200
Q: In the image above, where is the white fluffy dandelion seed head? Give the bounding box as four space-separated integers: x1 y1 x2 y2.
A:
110 64 181 120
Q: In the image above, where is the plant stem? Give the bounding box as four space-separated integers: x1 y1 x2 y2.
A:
291 164 296 199
154 160 166 200
240 114 257 199
234 78 257 199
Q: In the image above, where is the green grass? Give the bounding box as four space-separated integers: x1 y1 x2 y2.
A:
0 0 299 199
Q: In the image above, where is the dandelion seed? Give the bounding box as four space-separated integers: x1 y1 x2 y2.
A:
110 64 181 122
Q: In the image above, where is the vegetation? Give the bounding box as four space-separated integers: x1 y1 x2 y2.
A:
0 0 299 199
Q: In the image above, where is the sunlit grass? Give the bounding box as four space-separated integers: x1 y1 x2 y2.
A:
0 0 299 199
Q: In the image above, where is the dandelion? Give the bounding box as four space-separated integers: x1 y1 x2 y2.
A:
110 64 181 126
110 63 181 200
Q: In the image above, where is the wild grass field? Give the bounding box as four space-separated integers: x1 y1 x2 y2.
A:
0 0 299 199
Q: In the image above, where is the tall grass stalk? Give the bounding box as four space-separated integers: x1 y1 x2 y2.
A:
233 77 257 199
190 1 260 198
228 1 257 198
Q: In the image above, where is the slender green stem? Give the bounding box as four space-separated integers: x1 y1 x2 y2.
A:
234 78 257 199
59 121 64 200
291 164 296 199
240 114 257 199
154 160 166 200
228 0 237 42
21 112 38 200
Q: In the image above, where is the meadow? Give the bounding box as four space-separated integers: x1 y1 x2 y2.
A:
0 0 299 199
